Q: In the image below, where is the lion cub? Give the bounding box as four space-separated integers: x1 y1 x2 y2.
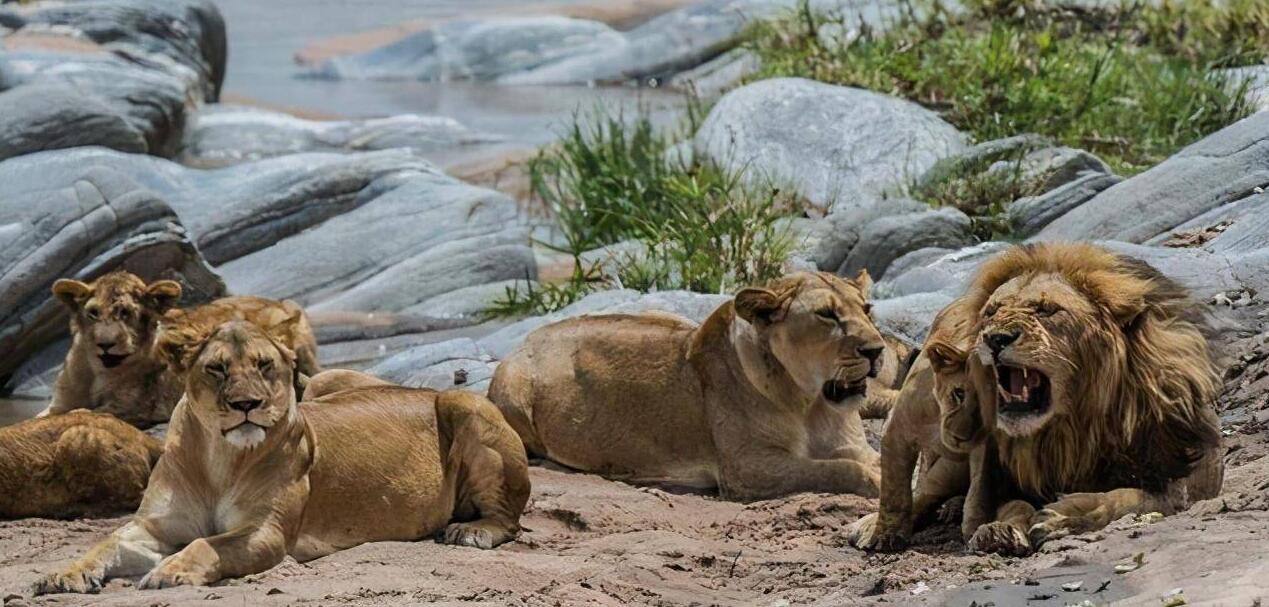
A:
0 410 162 519
33 321 529 595
42 271 319 427
848 298 990 550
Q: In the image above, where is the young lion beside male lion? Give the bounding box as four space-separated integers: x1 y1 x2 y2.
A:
41 271 320 427
489 270 894 501
33 320 529 595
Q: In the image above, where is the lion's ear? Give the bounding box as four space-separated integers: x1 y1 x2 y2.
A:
52 279 92 310
735 287 788 324
851 269 873 300
926 341 966 375
156 325 208 371
265 310 302 349
145 280 182 313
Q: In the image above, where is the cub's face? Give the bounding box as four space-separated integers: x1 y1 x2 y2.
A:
162 320 298 449
927 343 988 453
735 271 886 407
53 272 181 369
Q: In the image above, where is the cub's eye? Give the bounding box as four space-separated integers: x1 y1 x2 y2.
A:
951 387 966 405
85 308 100 321
205 363 228 378
863 303 873 315
117 308 132 320
815 308 839 322
257 358 274 373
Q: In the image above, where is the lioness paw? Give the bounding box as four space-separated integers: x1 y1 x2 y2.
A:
846 513 908 552
139 565 206 590
967 522 1031 557
439 521 513 550
31 569 103 595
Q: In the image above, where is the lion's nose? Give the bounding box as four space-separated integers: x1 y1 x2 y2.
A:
95 339 116 351
227 399 263 413
985 331 1020 355
858 345 884 377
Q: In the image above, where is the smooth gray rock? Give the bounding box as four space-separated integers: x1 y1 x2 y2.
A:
695 78 966 207
479 289 729 359
988 146 1111 193
4 0 227 101
309 16 623 82
1146 190 1269 245
1008 172 1123 237
874 241 1007 298
0 153 224 387
0 50 190 157
840 206 974 279
180 105 503 167
872 291 956 344
1202 193 1269 255
1037 111 1269 243
789 198 927 272
365 337 495 391
668 48 760 96
917 134 1050 192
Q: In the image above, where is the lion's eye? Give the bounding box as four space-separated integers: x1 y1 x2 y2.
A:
982 304 999 318
951 387 966 405
257 358 273 373
1037 302 1061 317
815 308 839 323
85 308 100 321
206 363 228 378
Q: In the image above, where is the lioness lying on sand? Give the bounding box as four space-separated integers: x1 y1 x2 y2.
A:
33 321 529 594
847 297 993 550
490 271 893 501
41 271 319 427
0 410 163 519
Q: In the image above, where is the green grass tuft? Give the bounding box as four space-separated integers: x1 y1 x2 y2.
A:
747 0 1263 175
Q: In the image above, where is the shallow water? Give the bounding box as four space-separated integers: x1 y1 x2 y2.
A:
214 0 688 148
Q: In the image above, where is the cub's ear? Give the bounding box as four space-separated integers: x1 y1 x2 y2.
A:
735 287 788 325
52 279 92 310
926 341 966 375
144 280 182 313
851 269 873 300
156 325 208 371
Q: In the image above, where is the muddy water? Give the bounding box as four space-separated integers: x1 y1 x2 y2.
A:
214 0 689 149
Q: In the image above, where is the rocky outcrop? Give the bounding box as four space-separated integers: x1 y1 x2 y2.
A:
309 0 904 86
1037 111 1269 243
180 105 504 167
0 153 224 388
840 207 974 279
1008 172 1122 237
694 78 967 208
365 337 497 393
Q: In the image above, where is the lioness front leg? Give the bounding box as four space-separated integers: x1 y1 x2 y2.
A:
440 442 529 550
33 521 167 595
849 424 920 551
139 524 288 589
726 451 880 501
1027 488 1180 547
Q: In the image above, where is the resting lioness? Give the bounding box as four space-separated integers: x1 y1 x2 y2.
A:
41 271 320 427
489 271 889 501
33 321 529 594
847 298 991 550
0 410 162 519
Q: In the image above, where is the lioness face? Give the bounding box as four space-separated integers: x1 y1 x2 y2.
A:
977 273 1105 437
53 272 182 370
735 271 885 407
168 321 298 449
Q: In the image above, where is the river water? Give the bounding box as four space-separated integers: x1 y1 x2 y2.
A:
213 0 688 148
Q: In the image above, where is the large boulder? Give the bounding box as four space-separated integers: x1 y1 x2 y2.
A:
1 148 538 319
694 78 967 207
2 0 227 101
179 105 503 167
0 50 190 158
0 154 224 388
1008 172 1122 237
1037 111 1269 243
840 207 974 279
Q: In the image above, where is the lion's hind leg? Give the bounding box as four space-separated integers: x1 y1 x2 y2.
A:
438 393 531 550
54 424 154 516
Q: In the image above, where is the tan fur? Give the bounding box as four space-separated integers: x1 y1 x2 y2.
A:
0 411 162 519
33 323 528 595
847 297 988 550
42 272 321 427
488 271 890 501
304 369 395 399
958 243 1222 554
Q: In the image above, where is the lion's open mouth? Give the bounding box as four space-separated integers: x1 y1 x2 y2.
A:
994 364 1050 417
822 378 867 403
99 353 129 368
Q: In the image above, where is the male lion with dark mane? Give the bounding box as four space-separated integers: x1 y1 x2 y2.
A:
33 320 528 595
41 271 319 427
961 243 1222 555
489 271 896 501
